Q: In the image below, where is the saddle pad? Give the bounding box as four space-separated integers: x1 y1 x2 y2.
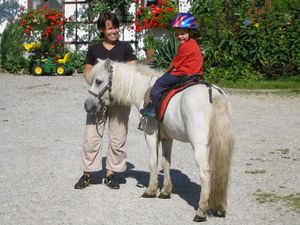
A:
158 80 200 122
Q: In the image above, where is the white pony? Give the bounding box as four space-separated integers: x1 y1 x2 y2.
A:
85 59 234 222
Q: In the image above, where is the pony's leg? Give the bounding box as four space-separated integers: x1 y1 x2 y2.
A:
158 139 173 199
193 143 210 222
142 121 159 198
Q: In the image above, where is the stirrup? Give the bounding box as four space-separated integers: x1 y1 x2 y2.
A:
142 112 156 118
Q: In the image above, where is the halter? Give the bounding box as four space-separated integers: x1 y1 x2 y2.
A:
88 63 113 120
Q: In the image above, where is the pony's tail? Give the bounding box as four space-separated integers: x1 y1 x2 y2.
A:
208 95 234 216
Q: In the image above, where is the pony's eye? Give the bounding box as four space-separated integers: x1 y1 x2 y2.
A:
95 79 102 85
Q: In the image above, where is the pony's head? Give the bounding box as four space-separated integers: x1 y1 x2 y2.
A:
84 59 113 115
88 58 113 105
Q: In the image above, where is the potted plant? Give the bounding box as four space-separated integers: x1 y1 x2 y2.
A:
17 5 66 57
134 0 178 32
133 0 178 64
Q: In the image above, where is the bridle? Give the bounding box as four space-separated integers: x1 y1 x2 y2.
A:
88 64 113 125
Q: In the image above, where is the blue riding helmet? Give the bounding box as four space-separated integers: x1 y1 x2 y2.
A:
170 13 198 29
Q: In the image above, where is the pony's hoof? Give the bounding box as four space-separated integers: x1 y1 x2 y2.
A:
194 209 207 222
193 214 207 222
158 193 171 199
141 192 156 198
212 209 226 217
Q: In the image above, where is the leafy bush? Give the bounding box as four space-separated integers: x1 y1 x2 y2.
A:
69 51 85 73
205 63 263 83
191 0 300 81
0 21 26 73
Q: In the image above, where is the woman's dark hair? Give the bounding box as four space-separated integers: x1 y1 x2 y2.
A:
97 12 120 31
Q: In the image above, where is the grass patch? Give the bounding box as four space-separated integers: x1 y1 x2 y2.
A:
277 148 290 155
283 193 300 213
254 192 281 203
245 169 266 174
219 76 300 89
250 157 265 162
218 77 300 92
254 191 300 213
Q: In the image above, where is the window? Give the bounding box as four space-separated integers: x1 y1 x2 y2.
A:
28 0 62 9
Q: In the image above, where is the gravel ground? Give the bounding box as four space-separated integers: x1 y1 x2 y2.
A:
0 73 299 225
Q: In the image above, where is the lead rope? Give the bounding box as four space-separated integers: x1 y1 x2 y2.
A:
95 103 108 137
94 63 113 136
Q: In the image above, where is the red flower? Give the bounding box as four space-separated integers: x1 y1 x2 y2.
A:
136 26 143 32
134 0 177 32
24 29 30 34
21 19 27 26
167 7 174 12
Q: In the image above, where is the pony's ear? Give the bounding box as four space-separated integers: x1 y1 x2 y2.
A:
104 59 113 73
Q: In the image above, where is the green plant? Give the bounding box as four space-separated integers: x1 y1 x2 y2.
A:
0 21 26 73
69 51 86 73
143 32 161 51
152 31 178 69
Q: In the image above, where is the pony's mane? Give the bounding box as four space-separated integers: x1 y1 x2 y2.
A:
88 60 162 107
135 64 161 78
88 61 161 85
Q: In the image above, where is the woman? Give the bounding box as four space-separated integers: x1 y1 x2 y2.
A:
75 12 137 190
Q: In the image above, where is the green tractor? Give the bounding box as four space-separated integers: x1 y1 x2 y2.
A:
32 53 73 76
23 42 74 76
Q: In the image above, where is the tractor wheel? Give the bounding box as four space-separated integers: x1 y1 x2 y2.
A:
56 64 67 76
33 65 43 75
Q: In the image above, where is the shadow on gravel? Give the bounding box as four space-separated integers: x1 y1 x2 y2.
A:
170 169 201 210
125 161 201 210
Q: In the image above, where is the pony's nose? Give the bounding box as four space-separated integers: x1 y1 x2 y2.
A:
84 98 98 113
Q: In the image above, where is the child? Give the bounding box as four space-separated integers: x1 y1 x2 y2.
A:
140 13 203 118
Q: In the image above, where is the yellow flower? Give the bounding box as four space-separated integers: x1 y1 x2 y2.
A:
254 23 259 28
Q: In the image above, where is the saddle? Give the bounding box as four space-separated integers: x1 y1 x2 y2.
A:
157 74 212 122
